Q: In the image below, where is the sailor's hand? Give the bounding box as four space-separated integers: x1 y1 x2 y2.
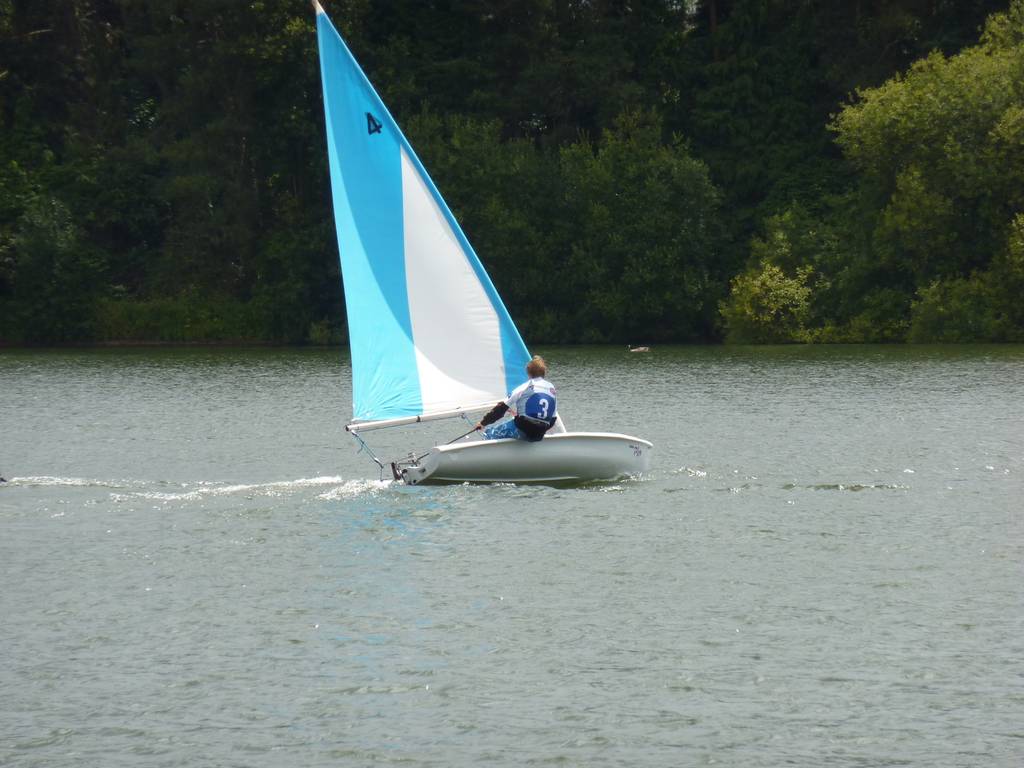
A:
474 422 483 431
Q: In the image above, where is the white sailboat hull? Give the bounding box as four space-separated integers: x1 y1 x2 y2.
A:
398 432 652 485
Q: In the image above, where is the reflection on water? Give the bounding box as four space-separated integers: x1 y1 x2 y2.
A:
1 345 1022 767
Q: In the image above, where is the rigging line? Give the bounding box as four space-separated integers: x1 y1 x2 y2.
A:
349 430 385 471
415 425 479 462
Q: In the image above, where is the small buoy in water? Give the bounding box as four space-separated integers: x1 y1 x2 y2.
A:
628 345 650 353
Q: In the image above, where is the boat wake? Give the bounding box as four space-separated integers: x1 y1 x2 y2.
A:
666 467 911 494
784 482 910 492
3 475 392 501
317 479 393 500
3 476 145 489
110 476 384 502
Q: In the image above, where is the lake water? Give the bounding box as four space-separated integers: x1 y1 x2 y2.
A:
1 345 1022 767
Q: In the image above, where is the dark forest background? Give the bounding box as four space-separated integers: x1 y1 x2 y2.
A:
2 0 1022 345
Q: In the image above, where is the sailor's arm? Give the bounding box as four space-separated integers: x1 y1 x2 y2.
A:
475 402 509 430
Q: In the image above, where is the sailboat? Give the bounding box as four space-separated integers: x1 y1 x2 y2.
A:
313 2 652 485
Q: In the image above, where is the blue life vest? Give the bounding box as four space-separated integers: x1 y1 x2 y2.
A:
524 392 556 422
514 392 557 441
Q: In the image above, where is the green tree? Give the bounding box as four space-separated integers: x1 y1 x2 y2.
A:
2 195 104 342
3 0 1018 345
557 109 722 342
670 0 1008 292
831 0 1024 341
720 260 813 344
908 213 1024 342
408 107 722 343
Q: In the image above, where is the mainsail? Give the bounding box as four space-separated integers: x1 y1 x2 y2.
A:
314 3 530 429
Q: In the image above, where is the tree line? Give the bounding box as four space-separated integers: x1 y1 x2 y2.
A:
1 0 1021 345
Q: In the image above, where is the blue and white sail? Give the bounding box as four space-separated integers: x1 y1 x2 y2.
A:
314 2 530 430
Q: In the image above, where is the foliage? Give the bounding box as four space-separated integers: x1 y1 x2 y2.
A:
93 294 254 343
717 0 1024 344
719 205 827 343
908 213 1024 342
823 0 1024 342
407 108 722 343
556 110 722 343
1 0 1020 345
1 195 104 343
720 261 813 344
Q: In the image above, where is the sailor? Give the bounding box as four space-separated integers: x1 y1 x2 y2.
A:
475 355 562 442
